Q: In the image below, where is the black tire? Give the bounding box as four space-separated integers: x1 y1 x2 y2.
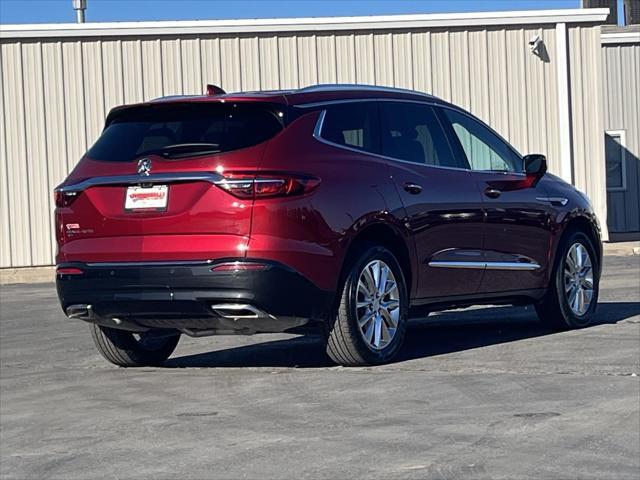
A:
326 244 408 366
90 324 180 367
535 230 600 330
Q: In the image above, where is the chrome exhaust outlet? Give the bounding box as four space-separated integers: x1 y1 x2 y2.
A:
66 304 94 320
211 303 271 320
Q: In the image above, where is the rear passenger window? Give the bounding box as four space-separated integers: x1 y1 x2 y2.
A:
320 102 379 154
379 102 464 169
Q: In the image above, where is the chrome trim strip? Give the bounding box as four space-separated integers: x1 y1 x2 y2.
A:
428 261 486 269
57 172 225 193
428 261 541 270
536 196 569 206
484 262 541 271
84 260 213 267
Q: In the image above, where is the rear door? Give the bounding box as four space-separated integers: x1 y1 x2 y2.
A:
437 106 555 293
56 101 286 263
380 101 486 300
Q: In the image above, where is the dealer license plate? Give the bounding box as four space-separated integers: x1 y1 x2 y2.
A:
125 185 168 211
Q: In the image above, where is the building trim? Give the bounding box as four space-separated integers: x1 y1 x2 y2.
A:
556 22 574 184
601 32 640 45
0 9 610 39
604 129 628 192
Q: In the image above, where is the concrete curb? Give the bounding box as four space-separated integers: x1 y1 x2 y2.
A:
0 267 55 286
603 241 640 257
1 243 638 285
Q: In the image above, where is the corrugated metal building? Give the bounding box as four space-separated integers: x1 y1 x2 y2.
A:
0 8 627 269
601 25 640 239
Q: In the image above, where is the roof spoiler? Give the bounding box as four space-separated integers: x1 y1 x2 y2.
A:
206 84 226 96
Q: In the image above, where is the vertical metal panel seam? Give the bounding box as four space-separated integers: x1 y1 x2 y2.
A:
502 29 510 138
78 41 87 152
137 39 145 101
0 45 12 266
18 43 33 264
118 39 125 107
158 39 164 95
351 32 358 83
314 34 320 84
237 37 243 91
331 33 339 83
197 37 204 91
177 37 184 94
275 35 281 89
410 32 416 89
465 30 471 109
99 39 106 117
484 30 490 117
39 41 53 264
521 29 530 152
371 33 376 85
555 22 572 183
294 34 301 87
58 41 69 174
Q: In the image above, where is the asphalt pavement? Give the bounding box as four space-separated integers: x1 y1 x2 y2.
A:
1 255 639 479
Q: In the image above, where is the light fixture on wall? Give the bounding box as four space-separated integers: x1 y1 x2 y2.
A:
529 35 543 55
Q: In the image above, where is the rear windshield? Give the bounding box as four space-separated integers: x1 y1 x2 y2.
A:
86 102 285 162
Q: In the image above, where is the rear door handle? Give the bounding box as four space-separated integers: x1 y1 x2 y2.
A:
403 182 423 195
484 187 501 199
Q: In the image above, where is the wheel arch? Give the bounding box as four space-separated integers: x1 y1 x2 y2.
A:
550 213 603 280
340 221 415 297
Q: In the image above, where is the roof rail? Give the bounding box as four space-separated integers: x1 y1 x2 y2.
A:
296 83 433 97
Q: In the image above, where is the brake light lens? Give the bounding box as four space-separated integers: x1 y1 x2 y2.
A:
54 190 80 208
215 174 320 199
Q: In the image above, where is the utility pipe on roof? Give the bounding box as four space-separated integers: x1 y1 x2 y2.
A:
72 0 87 24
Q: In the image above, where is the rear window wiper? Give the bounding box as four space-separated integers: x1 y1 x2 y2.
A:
139 143 222 159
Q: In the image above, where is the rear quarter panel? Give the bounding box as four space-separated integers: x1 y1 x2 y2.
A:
248 111 405 292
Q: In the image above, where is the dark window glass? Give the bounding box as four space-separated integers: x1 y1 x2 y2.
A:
605 132 625 190
320 102 380 154
86 102 284 162
380 102 462 168
441 108 522 172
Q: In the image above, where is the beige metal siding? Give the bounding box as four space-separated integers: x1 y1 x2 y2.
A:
569 26 609 236
0 24 604 267
602 40 640 232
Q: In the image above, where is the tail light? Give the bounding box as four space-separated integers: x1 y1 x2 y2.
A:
54 189 80 208
215 174 320 199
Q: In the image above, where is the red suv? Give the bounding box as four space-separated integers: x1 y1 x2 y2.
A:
55 84 602 367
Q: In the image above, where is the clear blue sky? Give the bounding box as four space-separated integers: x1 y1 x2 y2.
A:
0 0 585 24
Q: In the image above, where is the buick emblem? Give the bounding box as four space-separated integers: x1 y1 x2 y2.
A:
137 158 152 176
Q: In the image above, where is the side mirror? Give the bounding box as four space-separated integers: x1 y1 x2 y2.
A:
523 154 547 184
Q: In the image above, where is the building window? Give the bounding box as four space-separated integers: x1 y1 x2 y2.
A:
605 130 627 191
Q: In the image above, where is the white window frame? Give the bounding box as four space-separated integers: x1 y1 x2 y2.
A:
605 129 627 192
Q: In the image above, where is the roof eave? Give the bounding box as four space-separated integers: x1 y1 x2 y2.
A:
0 8 610 40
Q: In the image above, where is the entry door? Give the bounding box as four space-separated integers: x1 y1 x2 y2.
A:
437 107 554 293
379 101 485 300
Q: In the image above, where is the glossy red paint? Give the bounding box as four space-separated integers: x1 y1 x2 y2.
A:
54 85 601 311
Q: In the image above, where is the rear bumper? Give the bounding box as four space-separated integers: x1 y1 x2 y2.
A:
56 260 333 334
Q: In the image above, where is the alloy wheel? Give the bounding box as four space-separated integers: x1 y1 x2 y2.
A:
355 260 401 350
564 242 594 316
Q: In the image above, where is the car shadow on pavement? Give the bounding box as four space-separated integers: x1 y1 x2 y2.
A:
164 301 640 369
